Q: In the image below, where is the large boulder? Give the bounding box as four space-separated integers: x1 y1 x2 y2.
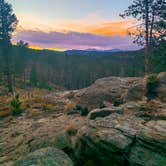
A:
126 79 146 101
13 147 73 166
75 76 145 110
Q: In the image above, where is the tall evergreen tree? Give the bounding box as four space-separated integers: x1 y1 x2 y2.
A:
0 0 18 93
120 0 166 75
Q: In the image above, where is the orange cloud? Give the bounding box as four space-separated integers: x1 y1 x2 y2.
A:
87 20 136 36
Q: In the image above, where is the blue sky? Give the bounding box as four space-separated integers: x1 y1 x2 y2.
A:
9 0 131 21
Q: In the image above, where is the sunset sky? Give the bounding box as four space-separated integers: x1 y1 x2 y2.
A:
9 0 140 51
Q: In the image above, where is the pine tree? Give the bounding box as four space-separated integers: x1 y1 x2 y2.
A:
120 0 166 75
0 0 18 93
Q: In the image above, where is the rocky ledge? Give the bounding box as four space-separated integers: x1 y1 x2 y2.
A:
75 101 166 166
72 72 166 166
0 73 165 166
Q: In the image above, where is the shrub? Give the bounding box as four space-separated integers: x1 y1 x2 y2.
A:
76 105 89 116
146 74 159 99
114 98 123 107
10 94 24 116
75 105 82 110
64 103 89 116
65 124 77 136
80 107 89 116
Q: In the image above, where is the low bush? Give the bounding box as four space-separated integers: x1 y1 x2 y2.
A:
146 74 159 99
76 105 89 116
10 94 24 116
64 124 77 136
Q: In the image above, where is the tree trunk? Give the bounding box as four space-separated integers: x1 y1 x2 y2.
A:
3 44 13 94
150 8 155 45
6 65 13 93
23 69 26 88
145 44 150 75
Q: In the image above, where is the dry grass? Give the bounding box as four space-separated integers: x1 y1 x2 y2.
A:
0 107 11 118
64 102 76 112
0 87 60 118
27 109 43 117
0 94 12 118
46 104 56 111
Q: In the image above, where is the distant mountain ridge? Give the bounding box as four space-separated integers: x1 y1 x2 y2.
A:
65 48 123 53
84 48 123 52
64 48 127 56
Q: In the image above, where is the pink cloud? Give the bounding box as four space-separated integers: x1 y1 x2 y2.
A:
13 30 140 50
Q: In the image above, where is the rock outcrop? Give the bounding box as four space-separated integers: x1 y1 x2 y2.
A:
75 73 166 110
0 114 87 166
75 102 166 166
75 76 146 110
0 72 166 166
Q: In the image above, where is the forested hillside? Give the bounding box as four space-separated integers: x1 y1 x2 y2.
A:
0 46 146 89
1 44 165 90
